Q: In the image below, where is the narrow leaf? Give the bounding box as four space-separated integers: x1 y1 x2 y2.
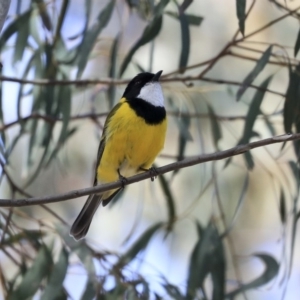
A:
76 0 115 78
236 0 246 36
294 27 300 57
107 34 120 109
13 12 31 64
41 247 69 300
226 253 279 298
237 45 273 101
0 9 32 50
207 104 222 149
120 16 162 76
239 76 272 143
186 223 224 300
178 13 190 71
279 188 286 224
283 64 300 133
157 172 176 230
165 11 203 26
117 222 162 266
8 245 53 300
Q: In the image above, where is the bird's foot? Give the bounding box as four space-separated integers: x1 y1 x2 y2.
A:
118 169 127 188
140 166 159 182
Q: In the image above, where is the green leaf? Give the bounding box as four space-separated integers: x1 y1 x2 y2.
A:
283 64 300 133
76 0 115 78
236 0 246 36
163 284 184 300
157 172 176 230
117 222 163 266
236 45 273 101
178 13 190 71
207 104 222 149
165 11 203 26
279 188 286 224
294 27 300 57
120 16 163 76
186 222 225 300
8 245 53 300
34 0 52 31
80 279 95 300
154 0 170 16
41 247 69 300
221 174 249 238
1 229 45 247
13 12 31 64
239 75 273 168
107 34 120 109
226 253 279 299
0 9 32 50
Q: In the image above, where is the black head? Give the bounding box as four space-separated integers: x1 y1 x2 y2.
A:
122 70 163 100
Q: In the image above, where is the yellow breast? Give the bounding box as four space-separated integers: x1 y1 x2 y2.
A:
97 100 167 183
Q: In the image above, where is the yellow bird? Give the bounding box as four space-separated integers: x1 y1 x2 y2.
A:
70 71 167 240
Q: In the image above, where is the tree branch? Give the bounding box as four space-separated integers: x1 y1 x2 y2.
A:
0 133 298 207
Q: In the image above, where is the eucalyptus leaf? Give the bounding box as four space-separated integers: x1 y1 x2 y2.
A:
157 172 176 230
294 27 300 57
76 0 115 78
283 64 300 133
237 45 273 101
41 247 69 300
178 12 190 71
226 253 279 299
117 222 162 266
207 104 222 149
8 245 53 300
236 0 246 36
120 16 163 76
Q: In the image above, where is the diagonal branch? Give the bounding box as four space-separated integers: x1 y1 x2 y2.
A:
0 133 298 207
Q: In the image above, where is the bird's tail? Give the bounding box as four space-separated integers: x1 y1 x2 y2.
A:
70 194 102 240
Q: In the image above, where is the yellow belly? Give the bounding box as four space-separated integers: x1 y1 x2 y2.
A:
97 100 167 184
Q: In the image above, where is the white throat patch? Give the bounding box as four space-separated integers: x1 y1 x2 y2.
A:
137 82 164 107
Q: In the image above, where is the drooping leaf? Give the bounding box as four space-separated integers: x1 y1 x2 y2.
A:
236 45 273 101
107 34 120 109
283 63 300 133
221 174 249 238
163 283 185 300
120 16 163 76
239 76 272 169
279 188 286 224
0 9 32 50
157 172 176 230
178 13 189 71
8 245 53 300
76 0 115 78
117 222 163 266
33 0 52 31
13 11 31 64
41 247 69 300
236 0 246 36
226 253 279 299
154 0 170 16
80 279 95 300
294 27 300 57
186 222 225 300
165 11 203 26
207 104 222 149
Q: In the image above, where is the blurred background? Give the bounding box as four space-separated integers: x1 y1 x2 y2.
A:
0 0 300 299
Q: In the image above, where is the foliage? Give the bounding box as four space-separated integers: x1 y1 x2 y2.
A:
0 0 299 299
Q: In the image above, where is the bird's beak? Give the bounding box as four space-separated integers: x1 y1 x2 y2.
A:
152 70 163 82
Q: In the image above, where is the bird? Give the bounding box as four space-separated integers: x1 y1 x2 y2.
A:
70 70 167 240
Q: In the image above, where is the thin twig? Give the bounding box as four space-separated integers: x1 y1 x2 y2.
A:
0 133 298 207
